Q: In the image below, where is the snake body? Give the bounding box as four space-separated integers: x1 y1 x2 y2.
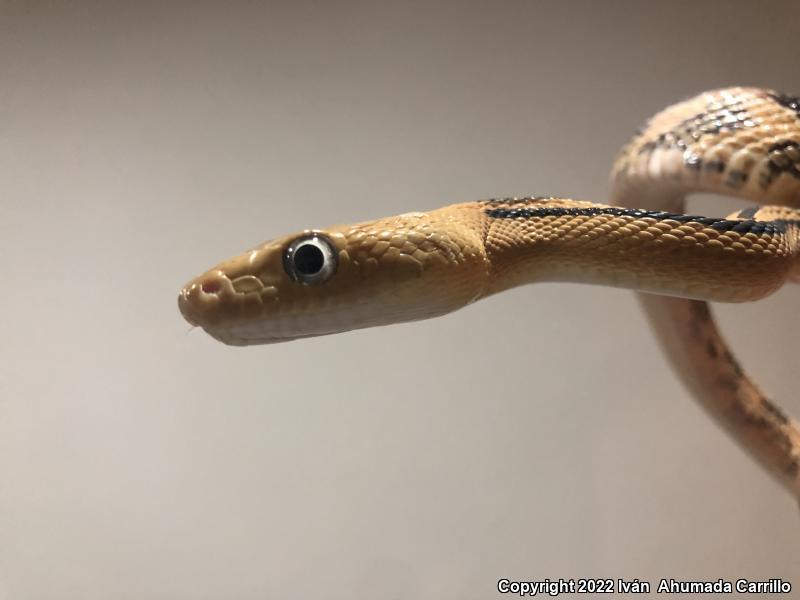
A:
179 87 800 495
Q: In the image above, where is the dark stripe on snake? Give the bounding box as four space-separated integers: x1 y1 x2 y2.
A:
638 105 755 158
684 156 731 174
727 170 749 187
737 206 760 219
484 206 800 235
762 397 790 426
765 143 800 181
768 92 800 119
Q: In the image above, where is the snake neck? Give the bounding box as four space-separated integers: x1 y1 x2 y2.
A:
475 198 797 303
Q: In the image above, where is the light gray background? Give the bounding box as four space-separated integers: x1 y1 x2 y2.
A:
2 1 799 599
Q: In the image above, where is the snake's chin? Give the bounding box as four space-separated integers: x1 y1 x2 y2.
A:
204 329 336 346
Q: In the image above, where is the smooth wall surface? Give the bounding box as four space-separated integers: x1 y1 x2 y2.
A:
2 1 799 598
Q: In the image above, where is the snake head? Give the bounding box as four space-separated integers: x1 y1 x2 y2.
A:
178 208 489 345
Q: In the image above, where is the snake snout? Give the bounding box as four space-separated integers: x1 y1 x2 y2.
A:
178 271 233 328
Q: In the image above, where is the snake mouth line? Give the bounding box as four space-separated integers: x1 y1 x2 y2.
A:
206 329 328 346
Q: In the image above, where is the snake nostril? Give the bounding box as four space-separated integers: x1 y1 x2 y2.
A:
201 279 222 294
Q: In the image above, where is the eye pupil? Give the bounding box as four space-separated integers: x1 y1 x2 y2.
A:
293 243 325 275
283 234 337 284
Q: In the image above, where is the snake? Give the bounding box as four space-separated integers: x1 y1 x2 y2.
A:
178 87 800 498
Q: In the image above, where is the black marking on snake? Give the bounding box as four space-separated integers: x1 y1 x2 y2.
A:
723 348 744 378
727 388 799 478
767 140 800 154
726 170 749 187
685 154 702 170
485 206 800 235
737 206 760 219
685 157 728 174
758 140 800 190
638 104 754 159
688 301 710 342
768 91 800 119
762 398 790 427
632 93 799 190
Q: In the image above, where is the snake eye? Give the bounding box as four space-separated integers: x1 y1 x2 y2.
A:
283 233 338 285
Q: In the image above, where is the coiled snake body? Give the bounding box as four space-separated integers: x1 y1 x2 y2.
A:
179 87 800 498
